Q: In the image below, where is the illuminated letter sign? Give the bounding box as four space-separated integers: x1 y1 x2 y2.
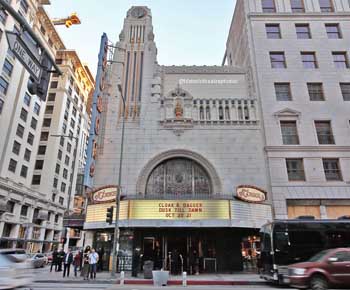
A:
92 186 118 203
84 33 109 188
236 185 266 203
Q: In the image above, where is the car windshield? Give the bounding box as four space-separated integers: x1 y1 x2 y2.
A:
308 249 331 262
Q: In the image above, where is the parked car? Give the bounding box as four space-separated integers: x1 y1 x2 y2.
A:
0 249 33 289
28 253 46 268
46 252 53 264
288 248 350 290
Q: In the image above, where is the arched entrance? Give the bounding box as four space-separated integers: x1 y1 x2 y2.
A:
145 158 212 197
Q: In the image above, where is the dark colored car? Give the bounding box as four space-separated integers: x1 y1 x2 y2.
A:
288 248 350 290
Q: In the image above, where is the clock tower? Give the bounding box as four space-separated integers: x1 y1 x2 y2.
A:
108 6 158 121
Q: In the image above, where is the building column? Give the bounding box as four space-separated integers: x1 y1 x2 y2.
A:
0 221 4 237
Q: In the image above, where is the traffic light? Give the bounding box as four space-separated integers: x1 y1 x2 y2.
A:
27 53 52 101
65 20 72 28
106 206 114 224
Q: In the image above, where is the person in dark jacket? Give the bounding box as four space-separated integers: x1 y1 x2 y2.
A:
50 248 58 272
82 246 91 280
131 248 141 277
63 248 73 277
57 249 65 271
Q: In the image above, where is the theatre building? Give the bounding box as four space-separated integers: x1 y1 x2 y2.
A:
83 6 272 273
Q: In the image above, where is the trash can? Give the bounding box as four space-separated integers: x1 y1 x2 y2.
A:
143 260 154 279
152 270 169 286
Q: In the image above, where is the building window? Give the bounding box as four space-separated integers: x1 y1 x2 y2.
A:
57 149 62 160
0 99 4 114
62 123 67 134
325 24 341 39
0 10 8 25
12 141 21 155
16 124 25 138
50 81 58 89
40 25 46 35
270 52 286 68
20 165 28 178
8 158 17 173
262 0 276 12
27 132 34 145
43 118 51 127
48 93 56 101
280 121 299 144
65 155 70 166
70 119 75 129
296 24 311 39
323 159 342 181
266 24 281 39
67 143 72 153
2 59 13 77
301 52 318 68
63 168 68 179
332 52 349 68
72 107 77 117
40 132 49 141
315 121 334 144
319 0 334 12
54 214 59 223
53 178 58 189
275 83 292 101
55 163 60 174
307 83 324 101
60 136 64 146
6 201 15 213
20 205 28 216
286 158 305 181
45 105 54 115
64 110 69 121
33 103 40 115
340 83 350 101
60 183 66 193
74 96 78 104
32 175 41 185
24 149 31 161
34 160 44 170
38 145 46 155
20 108 28 122
30 117 37 130
68 86 72 96
20 0 29 13
59 197 64 205
291 0 305 12
0 76 9 95
23 93 31 106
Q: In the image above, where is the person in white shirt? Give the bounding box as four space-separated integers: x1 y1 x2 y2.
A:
88 248 99 279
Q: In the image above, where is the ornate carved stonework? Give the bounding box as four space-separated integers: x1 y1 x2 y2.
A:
162 65 247 74
136 149 222 195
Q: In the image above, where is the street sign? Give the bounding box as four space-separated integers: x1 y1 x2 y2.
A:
6 31 42 82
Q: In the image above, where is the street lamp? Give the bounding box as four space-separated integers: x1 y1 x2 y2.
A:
111 84 126 277
51 134 79 247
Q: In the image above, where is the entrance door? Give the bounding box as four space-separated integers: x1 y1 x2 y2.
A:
166 234 188 274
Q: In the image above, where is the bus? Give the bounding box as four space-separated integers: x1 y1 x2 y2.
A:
259 217 350 284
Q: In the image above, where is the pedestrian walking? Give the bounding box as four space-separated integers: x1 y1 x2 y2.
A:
82 246 91 280
50 248 58 272
63 248 73 277
73 251 82 277
88 248 99 280
57 248 65 271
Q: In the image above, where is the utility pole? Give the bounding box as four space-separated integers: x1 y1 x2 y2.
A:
111 84 126 277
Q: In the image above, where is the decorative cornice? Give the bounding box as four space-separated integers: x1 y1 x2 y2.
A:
162 65 246 74
248 12 350 19
265 146 350 152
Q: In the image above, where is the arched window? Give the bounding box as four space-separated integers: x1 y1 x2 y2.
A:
218 106 224 120
199 106 204 120
238 106 243 120
244 106 249 120
225 106 230 120
206 106 211 120
146 158 212 196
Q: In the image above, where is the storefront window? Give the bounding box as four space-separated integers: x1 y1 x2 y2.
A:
146 158 211 196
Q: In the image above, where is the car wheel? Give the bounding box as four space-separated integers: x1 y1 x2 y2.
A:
310 275 328 290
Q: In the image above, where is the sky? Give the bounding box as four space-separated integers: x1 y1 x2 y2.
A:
46 0 236 75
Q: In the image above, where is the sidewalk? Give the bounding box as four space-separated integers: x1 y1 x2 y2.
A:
33 267 265 286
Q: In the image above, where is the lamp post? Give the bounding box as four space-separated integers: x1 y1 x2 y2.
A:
111 84 126 277
51 134 79 247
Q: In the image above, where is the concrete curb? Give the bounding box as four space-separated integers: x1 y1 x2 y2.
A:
35 279 267 286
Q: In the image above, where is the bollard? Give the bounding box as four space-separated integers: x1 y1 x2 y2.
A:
182 271 187 287
120 271 125 285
